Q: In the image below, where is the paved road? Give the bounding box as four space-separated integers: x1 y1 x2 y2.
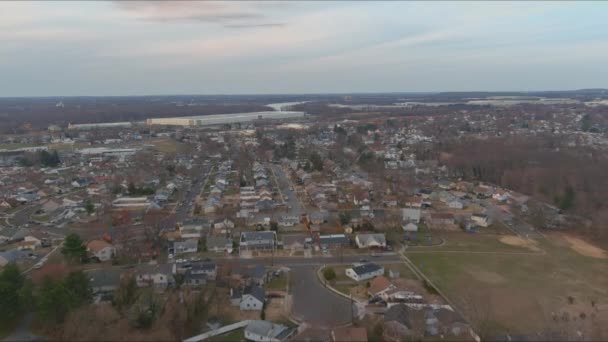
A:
3 313 47 342
268 163 303 217
289 265 353 327
220 253 400 267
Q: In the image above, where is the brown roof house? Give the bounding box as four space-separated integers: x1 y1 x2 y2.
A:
87 239 116 262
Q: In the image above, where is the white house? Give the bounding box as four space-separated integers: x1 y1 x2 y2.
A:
345 263 384 282
402 222 418 232
239 285 265 311
448 200 464 209
355 233 387 249
402 208 421 224
173 239 198 254
245 320 294 342
87 240 116 262
471 213 490 227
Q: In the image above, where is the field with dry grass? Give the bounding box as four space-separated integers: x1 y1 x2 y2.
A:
406 231 608 339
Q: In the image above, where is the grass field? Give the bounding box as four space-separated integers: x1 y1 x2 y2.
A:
149 139 189 154
406 231 608 339
267 273 288 291
207 329 244 342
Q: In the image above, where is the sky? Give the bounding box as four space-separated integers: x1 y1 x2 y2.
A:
1 1 608 96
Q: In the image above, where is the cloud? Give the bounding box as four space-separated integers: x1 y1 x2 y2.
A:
113 1 291 28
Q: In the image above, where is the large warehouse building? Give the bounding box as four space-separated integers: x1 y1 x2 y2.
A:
146 111 305 127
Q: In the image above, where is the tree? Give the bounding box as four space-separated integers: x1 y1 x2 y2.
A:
61 233 87 263
339 212 351 226
114 275 139 313
0 264 26 324
269 221 279 232
323 267 336 281
129 290 162 329
309 152 323 171
84 199 95 215
38 277 71 323
64 271 92 307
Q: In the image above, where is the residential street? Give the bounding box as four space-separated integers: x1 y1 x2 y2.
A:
289 265 353 327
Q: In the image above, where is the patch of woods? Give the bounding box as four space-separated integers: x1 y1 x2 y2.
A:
1 258 216 341
19 150 61 167
441 134 608 243
0 264 91 334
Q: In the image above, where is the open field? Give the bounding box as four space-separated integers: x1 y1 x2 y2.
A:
148 139 190 154
407 231 608 339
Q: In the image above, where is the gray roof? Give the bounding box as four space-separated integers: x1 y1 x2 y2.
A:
241 231 276 244
351 262 383 276
243 285 266 303
174 239 198 250
319 234 349 246
385 304 412 328
191 261 216 273
0 249 29 263
245 320 292 340
206 236 232 249
88 269 121 291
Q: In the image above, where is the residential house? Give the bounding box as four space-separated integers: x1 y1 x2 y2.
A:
430 213 455 226
279 216 300 227
493 190 510 202
471 213 490 227
384 304 413 342
309 211 328 225
134 264 175 290
173 239 198 254
355 233 387 249
87 239 116 262
183 271 208 288
404 197 422 208
319 234 350 250
448 200 464 210
383 195 398 207
282 234 307 252
0 249 29 267
190 260 217 281
240 231 277 253
368 276 396 298
402 222 418 232
89 269 121 294
239 285 265 311
206 236 234 254
245 320 295 342
402 208 421 224
345 263 384 282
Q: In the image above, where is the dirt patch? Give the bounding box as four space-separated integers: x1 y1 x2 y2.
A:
499 236 541 252
466 269 506 284
563 235 607 259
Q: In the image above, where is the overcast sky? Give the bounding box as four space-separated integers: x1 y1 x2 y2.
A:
1 1 607 96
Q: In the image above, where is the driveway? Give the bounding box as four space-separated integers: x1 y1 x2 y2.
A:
289 266 353 327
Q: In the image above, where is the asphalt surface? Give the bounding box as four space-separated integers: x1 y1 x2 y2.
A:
289 265 353 327
173 162 212 224
3 313 47 342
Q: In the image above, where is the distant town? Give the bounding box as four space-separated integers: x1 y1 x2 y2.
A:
1 91 607 341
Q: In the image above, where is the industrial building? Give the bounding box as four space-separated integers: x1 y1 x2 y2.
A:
146 111 305 127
